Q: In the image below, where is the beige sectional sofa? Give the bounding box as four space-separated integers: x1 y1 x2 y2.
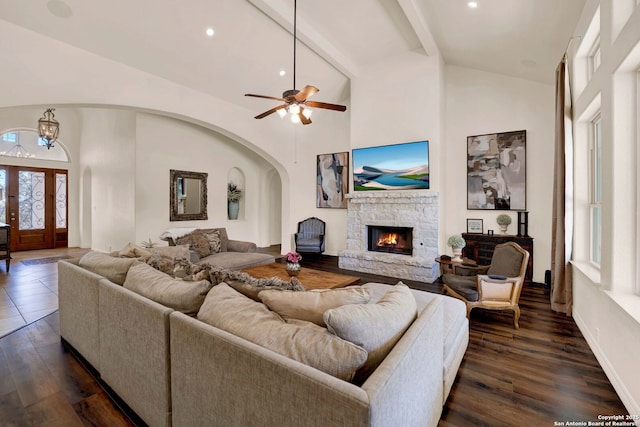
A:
58 253 468 427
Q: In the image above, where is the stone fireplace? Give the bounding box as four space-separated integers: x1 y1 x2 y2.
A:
338 190 439 283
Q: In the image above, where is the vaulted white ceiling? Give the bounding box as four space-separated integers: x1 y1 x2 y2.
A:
0 0 585 114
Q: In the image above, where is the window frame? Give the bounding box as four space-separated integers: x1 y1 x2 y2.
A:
589 113 602 267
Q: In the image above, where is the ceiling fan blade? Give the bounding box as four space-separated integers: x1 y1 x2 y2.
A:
255 104 287 119
294 85 319 101
305 101 347 112
299 111 312 125
245 93 287 102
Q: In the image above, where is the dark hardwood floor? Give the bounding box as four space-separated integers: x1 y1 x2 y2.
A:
0 252 627 426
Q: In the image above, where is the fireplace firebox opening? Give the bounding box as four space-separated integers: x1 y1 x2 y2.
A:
367 226 413 256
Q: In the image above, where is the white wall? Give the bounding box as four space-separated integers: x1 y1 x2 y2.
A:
569 0 640 415
134 112 277 247
443 66 555 283
79 109 136 252
0 19 352 255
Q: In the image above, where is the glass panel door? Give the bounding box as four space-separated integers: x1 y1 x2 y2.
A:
18 170 46 230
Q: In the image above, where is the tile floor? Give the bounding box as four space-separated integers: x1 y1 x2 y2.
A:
0 247 89 338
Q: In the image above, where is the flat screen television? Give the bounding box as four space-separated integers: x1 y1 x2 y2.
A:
352 140 429 191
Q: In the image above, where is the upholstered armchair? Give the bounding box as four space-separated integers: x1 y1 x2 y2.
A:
294 217 326 254
442 242 529 328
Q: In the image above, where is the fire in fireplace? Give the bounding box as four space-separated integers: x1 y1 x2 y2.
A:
367 226 413 256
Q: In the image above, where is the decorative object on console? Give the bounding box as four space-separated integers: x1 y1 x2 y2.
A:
244 0 347 125
284 251 302 276
37 108 60 149
227 182 242 220
466 218 483 234
496 214 512 234
447 234 466 262
517 211 530 237
467 129 526 210
316 152 349 209
352 140 429 191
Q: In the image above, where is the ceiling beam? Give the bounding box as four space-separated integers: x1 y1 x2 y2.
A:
247 0 359 79
396 0 440 57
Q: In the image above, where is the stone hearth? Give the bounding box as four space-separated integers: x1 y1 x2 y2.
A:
338 190 439 283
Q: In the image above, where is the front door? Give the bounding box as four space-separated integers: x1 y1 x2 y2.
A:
1 166 68 251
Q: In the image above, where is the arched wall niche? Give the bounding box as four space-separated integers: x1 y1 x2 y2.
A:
227 167 245 221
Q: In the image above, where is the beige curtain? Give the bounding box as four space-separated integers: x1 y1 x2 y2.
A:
551 56 574 314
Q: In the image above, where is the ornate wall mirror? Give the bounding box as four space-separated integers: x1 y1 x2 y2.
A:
170 169 208 221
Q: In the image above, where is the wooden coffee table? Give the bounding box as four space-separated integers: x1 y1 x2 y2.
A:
242 263 360 290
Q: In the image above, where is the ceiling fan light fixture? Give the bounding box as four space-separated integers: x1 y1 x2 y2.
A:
301 108 312 119
277 109 287 118
290 114 300 124
289 104 300 115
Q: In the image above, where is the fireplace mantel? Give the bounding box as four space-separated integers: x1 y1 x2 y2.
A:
338 190 439 283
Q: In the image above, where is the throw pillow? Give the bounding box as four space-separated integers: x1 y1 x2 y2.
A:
78 251 138 285
197 283 368 381
203 230 222 254
124 263 212 316
145 254 176 277
323 282 417 384
176 232 212 259
259 287 371 327
119 242 152 259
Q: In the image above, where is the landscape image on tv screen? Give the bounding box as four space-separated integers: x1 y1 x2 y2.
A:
352 140 429 191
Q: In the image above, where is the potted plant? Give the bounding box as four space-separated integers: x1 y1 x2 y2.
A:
496 214 512 233
447 234 465 262
227 182 242 220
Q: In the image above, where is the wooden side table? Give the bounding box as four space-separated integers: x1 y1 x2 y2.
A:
435 256 477 278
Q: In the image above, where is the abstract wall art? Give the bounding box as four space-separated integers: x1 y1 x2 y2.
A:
316 152 349 208
467 130 526 210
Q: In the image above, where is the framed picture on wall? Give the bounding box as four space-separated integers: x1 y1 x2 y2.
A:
467 130 526 210
317 152 349 208
466 218 483 234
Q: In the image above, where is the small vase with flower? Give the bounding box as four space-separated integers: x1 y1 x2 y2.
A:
284 251 302 276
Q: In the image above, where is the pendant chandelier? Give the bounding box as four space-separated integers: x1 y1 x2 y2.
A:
38 108 60 149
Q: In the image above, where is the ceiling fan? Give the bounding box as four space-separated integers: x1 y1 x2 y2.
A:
244 0 347 125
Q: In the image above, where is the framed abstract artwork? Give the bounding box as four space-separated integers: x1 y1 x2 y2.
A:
317 152 349 208
467 130 526 210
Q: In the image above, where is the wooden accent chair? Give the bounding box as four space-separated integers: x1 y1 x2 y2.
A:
442 242 530 328
294 217 326 254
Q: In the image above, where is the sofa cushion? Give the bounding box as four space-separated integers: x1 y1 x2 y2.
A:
149 245 191 260
78 251 138 285
198 252 275 270
176 232 213 259
197 283 368 381
324 282 417 384
119 242 152 258
124 263 212 316
194 228 229 252
259 287 371 327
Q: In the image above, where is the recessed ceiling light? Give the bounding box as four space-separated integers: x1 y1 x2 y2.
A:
205 27 215 37
468 1 478 8
279 70 286 77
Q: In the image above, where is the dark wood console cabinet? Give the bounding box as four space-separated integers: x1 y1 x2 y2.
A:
461 233 533 283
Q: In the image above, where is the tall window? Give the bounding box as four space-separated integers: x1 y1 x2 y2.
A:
589 37 601 80
590 114 602 266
